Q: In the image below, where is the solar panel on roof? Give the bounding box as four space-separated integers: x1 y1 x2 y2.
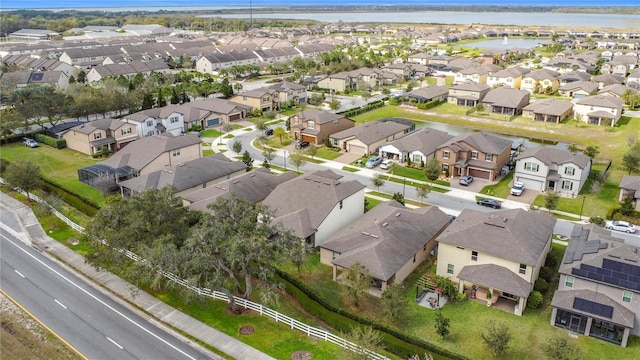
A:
573 297 613 319
30 72 44 81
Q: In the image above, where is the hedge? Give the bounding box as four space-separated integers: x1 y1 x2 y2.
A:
40 178 100 216
276 269 467 360
35 133 66 149
416 99 442 111
339 100 385 117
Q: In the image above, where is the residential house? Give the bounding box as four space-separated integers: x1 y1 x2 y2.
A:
320 201 451 292
598 84 639 99
121 105 187 137
378 128 453 164
266 81 308 105
593 73 626 89
407 52 431 65
262 169 366 247
195 53 239 74
289 109 355 145
558 81 599 99
78 134 201 192
182 168 297 212
573 95 624 126
481 88 530 116
62 118 138 155
118 153 247 198
330 119 414 156
447 83 491 107
618 175 640 211
435 132 512 180
552 224 640 346
453 65 493 85
59 46 124 68
317 67 381 93
9 28 59 41
229 88 279 112
520 69 561 94
383 63 412 78
522 99 574 123
513 147 592 195
628 69 640 88
85 59 170 83
486 66 530 89
601 54 637 76
0 70 70 90
436 209 556 315
404 86 450 103
559 71 592 86
182 98 250 129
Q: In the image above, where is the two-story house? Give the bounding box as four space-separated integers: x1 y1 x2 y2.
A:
229 88 279 112
552 224 639 347
330 119 414 156
520 69 561 94
378 128 452 165
453 65 493 85
289 109 355 145
514 147 591 195
447 83 491 107
486 66 530 89
121 105 185 137
435 132 512 180
481 88 530 116
266 81 308 106
62 118 138 155
262 169 366 247
573 95 624 126
436 209 556 315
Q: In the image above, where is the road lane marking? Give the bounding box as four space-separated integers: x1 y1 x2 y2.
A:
106 337 124 350
54 299 67 309
1 233 198 360
0 289 89 360
14 269 25 278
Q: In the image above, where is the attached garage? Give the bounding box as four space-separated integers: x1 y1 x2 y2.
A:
469 168 491 180
516 177 544 192
206 118 220 127
301 134 315 144
229 114 241 121
348 144 367 155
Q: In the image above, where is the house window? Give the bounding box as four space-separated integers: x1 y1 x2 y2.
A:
263 96 270 102
172 149 180 157
442 163 449 171
524 162 539 172
485 153 493 161
413 154 422 163
294 116 299 125
519 264 527 275
339 200 343 209
332 251 341 260
562 181 573 191
623 290 632 303
146 120 154 127
121 128 131 135
565 275 574 288
471 151 478 160
94 132 102 140
471 251 478 261
443 150 450 159
169 116 179 124
564 166 575 176
308 121 315 129
447 264 454 275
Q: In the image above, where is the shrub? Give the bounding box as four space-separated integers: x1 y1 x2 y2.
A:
455 293 468 302
538 266 554 282
35 133 66 149
527 291 543 309
544 252 558 268
534 278 549 293
388 97 399 106
590 216 606 226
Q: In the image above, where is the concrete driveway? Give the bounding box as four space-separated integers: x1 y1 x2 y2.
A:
334 152 364 165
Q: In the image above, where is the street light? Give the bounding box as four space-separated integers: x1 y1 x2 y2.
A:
284 150 287 170
403 177 406 198
580 196 586 221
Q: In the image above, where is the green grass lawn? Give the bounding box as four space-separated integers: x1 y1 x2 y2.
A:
479 172 513 198
0 143 106 206
365 196 382 212
314 147 343 160
342 166 359 172
200 129 223 138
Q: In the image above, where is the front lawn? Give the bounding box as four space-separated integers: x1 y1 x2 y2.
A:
479 172 513 198
314 147 342 161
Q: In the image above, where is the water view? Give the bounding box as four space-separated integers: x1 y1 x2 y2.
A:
459 38 548 50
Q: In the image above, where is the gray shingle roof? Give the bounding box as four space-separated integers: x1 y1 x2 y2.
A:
450 82 491 92
330 120 412 145
321 202 450 281
437 209 556 266
482 87 530 108
559 81 598 93
523 99 574 116
457 264 533 297
440 132 512 156
517 147 591 169
552 289 635 328
406 86 449 101
620 175 640 195
384 128 452 155
576 95 624 108
294 109 346 124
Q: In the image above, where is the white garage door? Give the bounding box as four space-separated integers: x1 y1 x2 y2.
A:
516 176 544 192
349 144 366 155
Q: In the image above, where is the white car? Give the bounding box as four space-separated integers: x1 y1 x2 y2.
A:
380 159 395 170
510 181 525 196
605 220 636 233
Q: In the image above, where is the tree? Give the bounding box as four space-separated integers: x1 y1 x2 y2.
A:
221 123 234 144
262 147 276 165
340 326 382 360
415 183 431 204
305 143 318 159
241 150 253 170
480 321 511 357
527 290 543 309
542 336 583 360
255 119 268 133
392 192 405 205
342 260 371 307
583 145 599 159
4 161 41 200
622 145 640 174
387 161 400 175
232 140 242 153
256 134 268 146
544 191 559 212
329 98 341 110
273 127 287 144
619 196 636 216
434 313 450 339
381 283 408 321
289 150 307 172
0 108 21 144
424 157 441 182
371 173 385 191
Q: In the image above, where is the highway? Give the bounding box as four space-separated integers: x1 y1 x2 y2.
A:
0 227 212 360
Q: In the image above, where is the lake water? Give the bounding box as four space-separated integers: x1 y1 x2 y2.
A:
459 38 547 50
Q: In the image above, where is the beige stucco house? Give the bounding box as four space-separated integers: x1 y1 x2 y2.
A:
289 109 355 145
435 132 512 180
62 118 138 155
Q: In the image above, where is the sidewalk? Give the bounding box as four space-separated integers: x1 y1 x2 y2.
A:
0 194 275 360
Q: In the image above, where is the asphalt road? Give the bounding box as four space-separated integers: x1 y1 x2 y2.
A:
0 228 212 360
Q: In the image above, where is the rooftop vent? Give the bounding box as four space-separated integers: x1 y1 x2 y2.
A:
382 222 389 227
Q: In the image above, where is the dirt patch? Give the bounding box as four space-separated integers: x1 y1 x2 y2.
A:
291 350 313 360
239 325 254 335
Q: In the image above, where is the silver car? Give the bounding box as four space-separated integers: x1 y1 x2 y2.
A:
459 175 473 186
605 220 636 233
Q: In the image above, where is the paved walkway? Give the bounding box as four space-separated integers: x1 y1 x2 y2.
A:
0 195 275 360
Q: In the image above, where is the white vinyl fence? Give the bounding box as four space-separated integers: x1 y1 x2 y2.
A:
3 180 389 360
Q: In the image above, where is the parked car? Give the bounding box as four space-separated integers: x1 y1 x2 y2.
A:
295 140 310 149
510 181 525 196
23 138 38 148
380 159 395 170
459 175 474 186
605 220 636 233
365 156 382 168
477 198 502 209
265 128 274 136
